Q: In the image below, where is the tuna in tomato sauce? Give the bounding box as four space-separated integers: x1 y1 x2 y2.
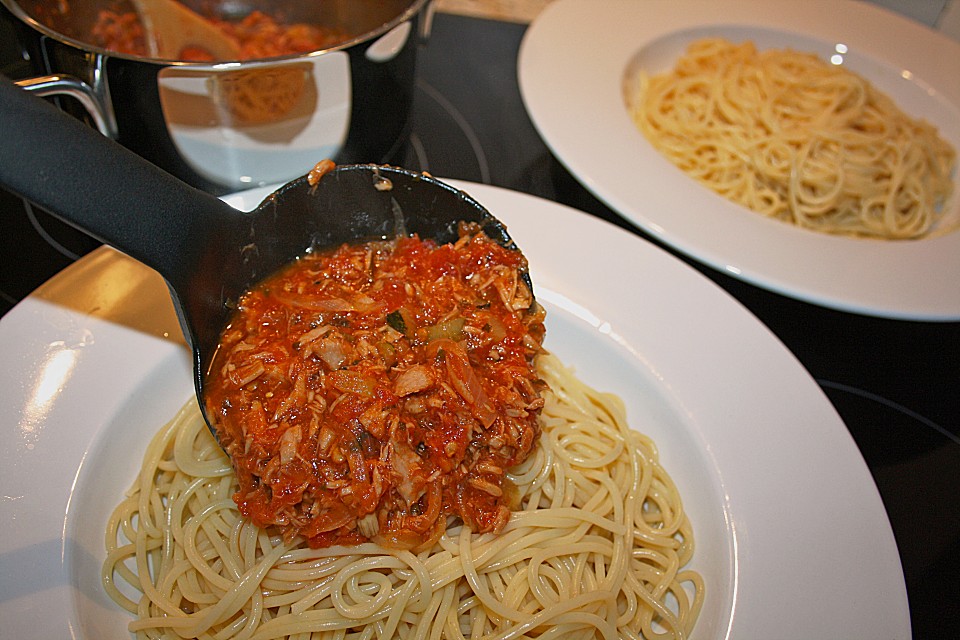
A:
205 224 546 549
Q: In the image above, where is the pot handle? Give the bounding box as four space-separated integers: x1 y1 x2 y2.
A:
16 74 118 139
419 0 436 43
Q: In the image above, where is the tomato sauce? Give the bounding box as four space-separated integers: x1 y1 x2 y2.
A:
205 225 546 549
90 7 348 60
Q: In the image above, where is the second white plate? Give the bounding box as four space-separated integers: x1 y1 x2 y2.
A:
518 0 960 320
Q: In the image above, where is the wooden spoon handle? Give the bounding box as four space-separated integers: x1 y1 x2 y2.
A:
130 0 241 60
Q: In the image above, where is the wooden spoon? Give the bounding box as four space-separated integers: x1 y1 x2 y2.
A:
131 0 242 60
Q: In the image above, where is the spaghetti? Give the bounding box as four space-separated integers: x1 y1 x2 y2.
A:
102 353 704 639
628 38 957 239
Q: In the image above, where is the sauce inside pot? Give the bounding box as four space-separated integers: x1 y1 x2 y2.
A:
92 5 348 60
26 0 353 61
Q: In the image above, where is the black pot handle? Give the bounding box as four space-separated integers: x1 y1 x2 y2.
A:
0 74 236 293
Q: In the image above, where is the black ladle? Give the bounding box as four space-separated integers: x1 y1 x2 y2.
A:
0 77 531 439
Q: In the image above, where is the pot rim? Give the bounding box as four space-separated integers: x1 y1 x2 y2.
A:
1 0 430 66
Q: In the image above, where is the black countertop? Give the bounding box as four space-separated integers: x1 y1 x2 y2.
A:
2 11 958 639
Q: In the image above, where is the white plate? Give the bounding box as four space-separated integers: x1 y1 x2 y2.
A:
518 0 960 320
0 182 908 639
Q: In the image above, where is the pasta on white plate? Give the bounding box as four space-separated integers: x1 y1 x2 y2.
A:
102 352 704 639
628 37 957 239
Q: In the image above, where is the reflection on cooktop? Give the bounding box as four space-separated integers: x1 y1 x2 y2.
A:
824 382 960 638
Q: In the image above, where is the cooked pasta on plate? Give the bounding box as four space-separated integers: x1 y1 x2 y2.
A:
103 354 704 639
628 38 956 239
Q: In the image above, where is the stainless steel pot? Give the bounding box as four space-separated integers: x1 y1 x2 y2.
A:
1 0 433 193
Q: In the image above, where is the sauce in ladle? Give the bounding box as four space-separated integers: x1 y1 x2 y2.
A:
203 224 546 550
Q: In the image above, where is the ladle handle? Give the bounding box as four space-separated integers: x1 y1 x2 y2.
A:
0 76 237 292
